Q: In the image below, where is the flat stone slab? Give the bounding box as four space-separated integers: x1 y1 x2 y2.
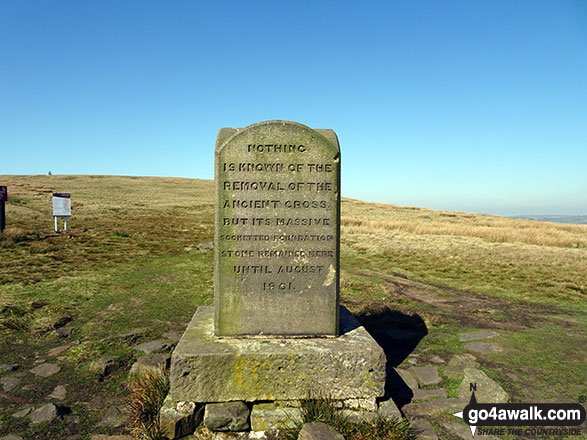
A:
440 421 500 440
170 306 386 402
464 342 502 354
413 388 447 401
412 419 438 440
410 366 442 386
457 368 508 403
30 363 61 377
1 375 21 392
132 340 173 354
403 398 468 419
459 330 498 342
444 354 479 378
299 422 344 440
250 403 301 431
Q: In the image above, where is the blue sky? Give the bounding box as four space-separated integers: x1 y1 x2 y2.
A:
1 1 586 216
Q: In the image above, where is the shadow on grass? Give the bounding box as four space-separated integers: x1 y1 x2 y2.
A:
355 307 428 408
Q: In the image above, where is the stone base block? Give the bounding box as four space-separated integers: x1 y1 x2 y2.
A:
170 306 386 402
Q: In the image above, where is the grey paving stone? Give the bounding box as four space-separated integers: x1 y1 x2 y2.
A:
459 330 498 342
464 342 502 354
410 366 442 386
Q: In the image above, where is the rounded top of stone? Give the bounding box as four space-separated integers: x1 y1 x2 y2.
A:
215 120 339 155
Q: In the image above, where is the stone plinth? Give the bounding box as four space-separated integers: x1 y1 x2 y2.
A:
169 306 386 403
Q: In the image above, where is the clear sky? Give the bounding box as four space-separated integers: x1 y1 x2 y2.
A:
1 1 586 216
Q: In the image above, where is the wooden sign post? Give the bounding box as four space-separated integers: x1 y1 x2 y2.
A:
0 186 6 233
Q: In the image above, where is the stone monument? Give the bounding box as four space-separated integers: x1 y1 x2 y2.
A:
163 121 389 438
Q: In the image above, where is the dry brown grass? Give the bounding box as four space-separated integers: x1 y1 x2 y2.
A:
341 198 587 248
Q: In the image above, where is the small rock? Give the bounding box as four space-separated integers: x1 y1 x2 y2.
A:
430 356 445 364
0 364 19 373
30 363 61 377
410 366 442 386
459 330 498 342
0 436 25 440
413 388 447 401
377 397 402 419
506 372 520 381
129 354 170 378
298 421 344 440
464 342 502 354
205 401 250 431
132 340 173 354
338 409 378 423
89 356 122 377
12 406 33 418
197 242 213 250
457 368 508 403
162 331 182 342
49 385 67 400
48 344 70 357
55 326 73 338
98 405 127 427
118 328 147 340
29 403 68 424
250 403 301 430
412 419 438 440
160 396 202 438
1 375 21 391
444 354 479 378
396 368 419 391
403 398 468 419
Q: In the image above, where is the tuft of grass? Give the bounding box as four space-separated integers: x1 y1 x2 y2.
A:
127 368 170 440
284 397 417 440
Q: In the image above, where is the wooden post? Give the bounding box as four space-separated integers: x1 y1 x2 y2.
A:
0 201 5 233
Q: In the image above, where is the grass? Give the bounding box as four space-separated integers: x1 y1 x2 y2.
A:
0 174 586 439
284 397 417 440
127 368 169 440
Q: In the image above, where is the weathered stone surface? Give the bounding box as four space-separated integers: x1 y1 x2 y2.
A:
1 375 21 391
204 401 250 431
49 385 67 400
402 398 468 418
215 120 340 337
412 419 438 440
30 363 61 377
0 436 25 440
250 403 301 431
396 368 418 391
0 364 19 373
341 397 377 411
129 353 170 377
377 397 402 419
197 242 213 250
132 339 173 354
339 409 378 423
410 366 441 386
98 405 127 427
162 331 182 342
298 422 344 440
160 396 202 439
55 326 73 338
12 406 33 418
48 344 70 357
457 368 508 403
89 356 121 377
170 306 386 402
444 354 479 378
464 342 502 354
459 330 498 342
30 403 62 424
413 388 447 401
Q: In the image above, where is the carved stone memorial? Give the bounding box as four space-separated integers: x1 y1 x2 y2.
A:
165 121 388 437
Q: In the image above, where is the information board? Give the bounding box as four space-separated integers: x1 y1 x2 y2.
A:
52 193 71 216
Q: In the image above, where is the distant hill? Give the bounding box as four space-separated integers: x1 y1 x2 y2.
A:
514 214 587 225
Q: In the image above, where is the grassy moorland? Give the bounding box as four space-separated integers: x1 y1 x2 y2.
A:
0 175 585 439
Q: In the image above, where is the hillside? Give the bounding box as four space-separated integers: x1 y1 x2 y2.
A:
0 175 586 439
